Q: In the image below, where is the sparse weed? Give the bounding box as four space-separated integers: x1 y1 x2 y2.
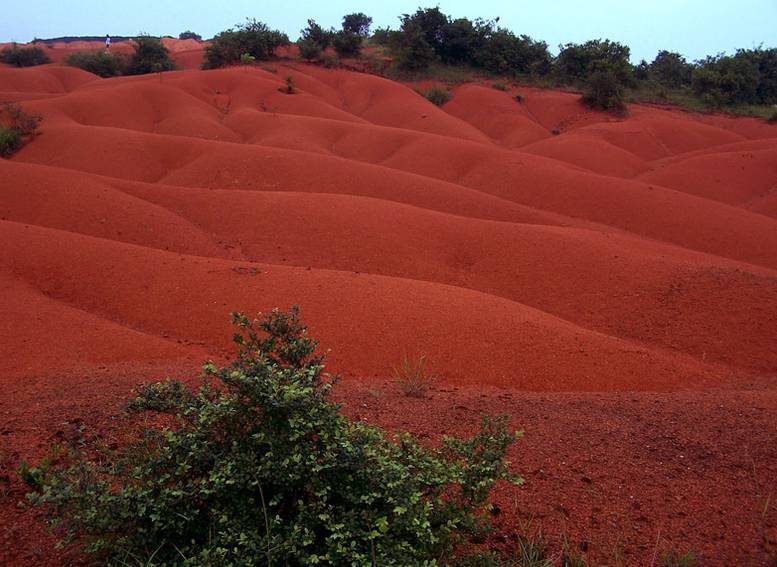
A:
278 74 296 94
393 352 438 397
660 549 700 567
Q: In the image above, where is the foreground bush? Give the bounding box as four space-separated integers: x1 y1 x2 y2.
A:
0 44 51 67
0 102 41 157
26 307 519 565
65 51 123 77
125 35 176 75
204 19 289 69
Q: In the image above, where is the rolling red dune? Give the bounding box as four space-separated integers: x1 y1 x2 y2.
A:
1 40 776 566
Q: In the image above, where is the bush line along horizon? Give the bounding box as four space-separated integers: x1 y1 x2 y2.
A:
6 6 776 118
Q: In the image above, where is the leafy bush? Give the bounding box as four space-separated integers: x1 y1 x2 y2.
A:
422 86 452 106
239 52 256 65
0 101 42 158
65 51 123 77
204 19 289 69
25 307 519 566
178 30 202 41
581 69 627 113
333 30 363 58
124 35 176 75
297 38 322 60
393 353 438 397
0 44 51 67
342 13 372 37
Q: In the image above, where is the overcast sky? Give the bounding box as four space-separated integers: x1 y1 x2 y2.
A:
2 0 775 62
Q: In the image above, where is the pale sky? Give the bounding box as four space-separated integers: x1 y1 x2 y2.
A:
2 0 775 63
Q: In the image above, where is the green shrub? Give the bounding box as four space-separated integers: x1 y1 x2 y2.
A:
0 101 42 158
0 127 22 158
297 38 322 60
178 30 202 41
204 19 289 69
333 30 363 58
393 353 438 397
239 52 255 65
65 51 123 77
422 86 452 106
581 69 627 113
25 307 520 566
0 44 51 67
125 35 176 75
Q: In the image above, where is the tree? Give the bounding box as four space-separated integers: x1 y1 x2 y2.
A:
178 30 202 41
400 7 449 56
391 19 437 71
473 27 551 76
300 19 333 49
555 39 634 86
649 50 692 88
342 13 372 37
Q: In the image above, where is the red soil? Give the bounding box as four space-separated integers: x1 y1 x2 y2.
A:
1 41 776 565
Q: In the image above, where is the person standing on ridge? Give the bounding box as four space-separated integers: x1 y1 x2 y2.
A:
105 34 111 50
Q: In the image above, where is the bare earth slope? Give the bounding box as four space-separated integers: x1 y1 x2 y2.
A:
1 43 776 566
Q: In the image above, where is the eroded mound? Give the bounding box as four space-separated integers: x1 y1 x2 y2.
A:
1 57 776 390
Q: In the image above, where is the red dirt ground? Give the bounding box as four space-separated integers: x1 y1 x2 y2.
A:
1 40 776 566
